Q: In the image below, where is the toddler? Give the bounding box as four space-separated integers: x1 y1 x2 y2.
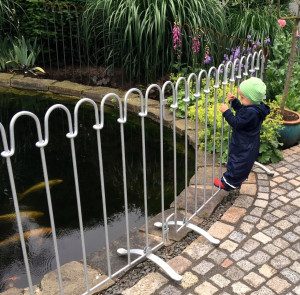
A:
214 77 270 191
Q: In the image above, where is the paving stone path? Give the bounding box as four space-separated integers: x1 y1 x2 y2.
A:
121 144 300 295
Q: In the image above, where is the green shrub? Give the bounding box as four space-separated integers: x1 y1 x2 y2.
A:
4 36 45 75
258 103 283 163
166 73 200 118
187 81 237 162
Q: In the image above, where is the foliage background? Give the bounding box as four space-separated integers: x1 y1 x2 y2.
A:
0 0 292 85
266 30 300 112
220 0 291 44
84 0 227 82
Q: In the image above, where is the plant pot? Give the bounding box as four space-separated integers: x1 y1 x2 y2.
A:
279 108 300 148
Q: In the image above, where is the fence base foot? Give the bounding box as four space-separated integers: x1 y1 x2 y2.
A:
154 221 220 245
254 161 274 176
117 248 182 282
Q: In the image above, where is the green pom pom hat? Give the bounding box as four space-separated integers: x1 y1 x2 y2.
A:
239 77 266 105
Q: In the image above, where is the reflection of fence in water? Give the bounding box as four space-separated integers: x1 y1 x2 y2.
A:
0 51 274 295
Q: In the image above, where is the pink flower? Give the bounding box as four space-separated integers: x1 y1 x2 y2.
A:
296 30 299 37
278 19 286 27
192 35 200 54
172 22 182 51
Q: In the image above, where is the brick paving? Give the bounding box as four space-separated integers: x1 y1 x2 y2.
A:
121 144 300 295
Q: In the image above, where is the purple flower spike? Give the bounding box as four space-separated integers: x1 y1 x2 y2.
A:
172 23 182 53
204 54 211 64
247 35 251 39
192 35 200 54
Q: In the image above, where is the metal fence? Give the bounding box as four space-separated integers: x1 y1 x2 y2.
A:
0 50 274 294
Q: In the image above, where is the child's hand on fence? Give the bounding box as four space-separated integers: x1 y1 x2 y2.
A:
227 93 236 102
220 103 229 113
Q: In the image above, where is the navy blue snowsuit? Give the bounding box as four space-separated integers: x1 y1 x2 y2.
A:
221 99 270 191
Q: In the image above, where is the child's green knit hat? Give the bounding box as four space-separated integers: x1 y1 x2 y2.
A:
239 77 266 105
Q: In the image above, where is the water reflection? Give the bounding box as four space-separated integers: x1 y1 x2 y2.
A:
0 88 195 291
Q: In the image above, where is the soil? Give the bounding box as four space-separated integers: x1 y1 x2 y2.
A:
282 109 299 122
21 66 170 101
270 108 300 122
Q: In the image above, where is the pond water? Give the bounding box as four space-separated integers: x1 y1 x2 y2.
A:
0 88 195 291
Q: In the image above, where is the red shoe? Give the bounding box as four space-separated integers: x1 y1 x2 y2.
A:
214 178 226 189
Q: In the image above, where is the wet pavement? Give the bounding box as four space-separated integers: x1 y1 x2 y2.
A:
121 144 300 295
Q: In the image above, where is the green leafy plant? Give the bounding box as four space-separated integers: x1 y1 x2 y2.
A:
166 72 200 118
6 36 45 75
258 103 284 163
265 25 300 112
187 81 237 162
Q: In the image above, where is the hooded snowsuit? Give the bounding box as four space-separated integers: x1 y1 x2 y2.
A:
221 98 270 190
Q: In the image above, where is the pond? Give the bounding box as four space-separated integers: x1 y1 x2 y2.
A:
0 87 195 291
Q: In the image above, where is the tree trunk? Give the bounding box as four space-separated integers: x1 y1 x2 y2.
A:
280 18 300 115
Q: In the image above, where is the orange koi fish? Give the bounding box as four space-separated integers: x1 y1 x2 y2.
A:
0 228 52 247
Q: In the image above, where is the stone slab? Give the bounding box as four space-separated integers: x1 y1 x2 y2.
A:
82 87 124 103
122 272 168 295
139 208 202 242
166 255 192 274
183 236 214 260
244 172 256 184
170 187 228 218
147 105 161 122
3 262 114 295
180 272 199 289
49 80 91 97
86 227 161 275
189 166 226 185
0 73 11 87
39 261 114 295
10 76 56 92
207 221 234 239
221 206 247 224
240 183 257 196
1 287 23 295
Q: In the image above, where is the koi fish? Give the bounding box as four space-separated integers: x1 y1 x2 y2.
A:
1 276 20 288
0 211 44 222
17 179 63 201
2 276 20 283
0 228 52 247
